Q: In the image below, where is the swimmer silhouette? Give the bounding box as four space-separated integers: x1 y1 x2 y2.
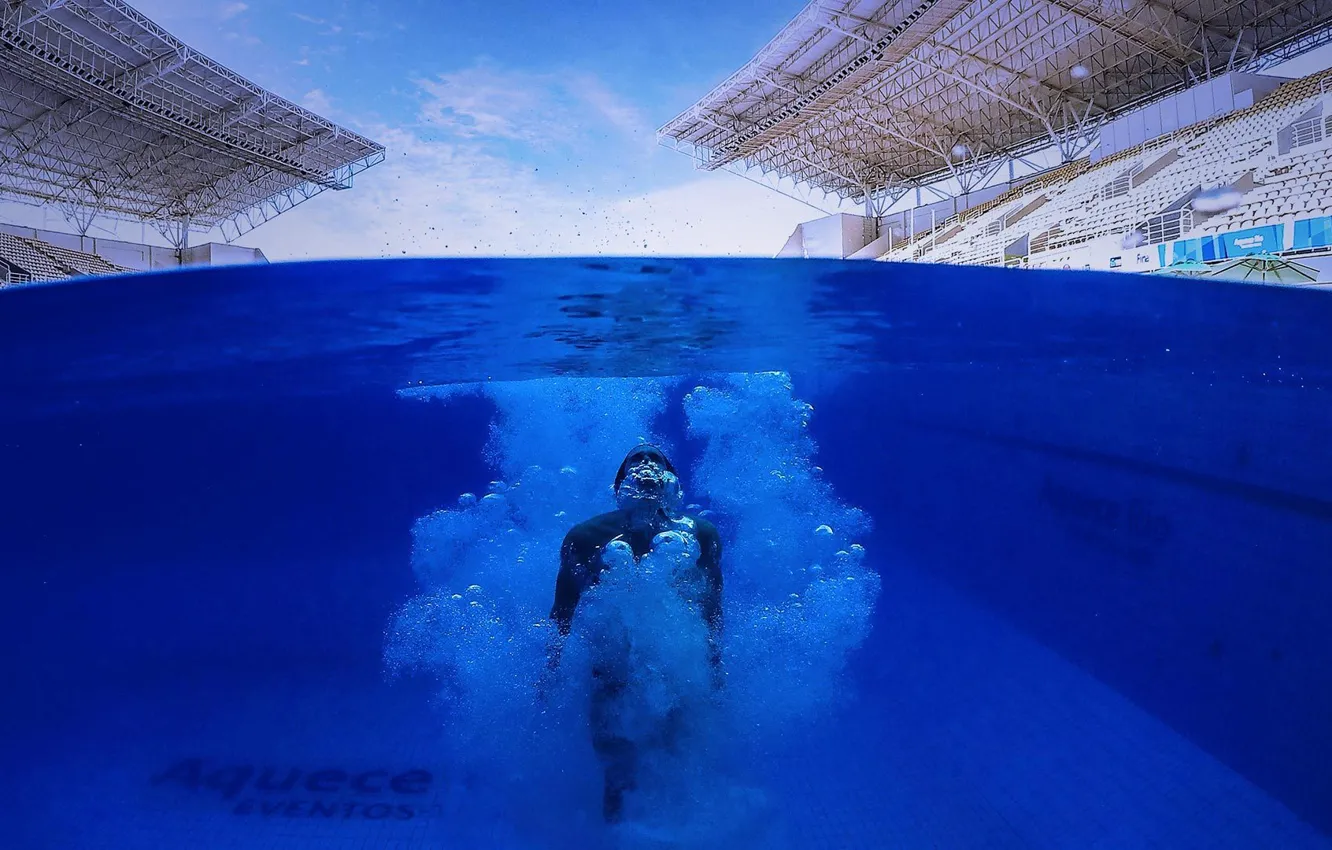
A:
546 444 723 824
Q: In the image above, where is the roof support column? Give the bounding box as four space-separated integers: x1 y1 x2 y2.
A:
60 203 96 236
154 218 191 254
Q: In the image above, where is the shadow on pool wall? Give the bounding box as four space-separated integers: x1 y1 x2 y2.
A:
806 360 1332 837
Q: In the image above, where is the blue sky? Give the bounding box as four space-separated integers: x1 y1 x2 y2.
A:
97 0 825 259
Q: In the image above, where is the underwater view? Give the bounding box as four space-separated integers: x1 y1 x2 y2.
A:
2 257 1331 849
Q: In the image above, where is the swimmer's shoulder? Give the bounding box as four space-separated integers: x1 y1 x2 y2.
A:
564 510 633 548
689 515 721 546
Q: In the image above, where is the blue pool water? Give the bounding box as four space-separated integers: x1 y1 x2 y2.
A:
1 257 1330 849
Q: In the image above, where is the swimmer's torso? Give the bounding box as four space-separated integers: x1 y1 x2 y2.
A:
551 509 723 642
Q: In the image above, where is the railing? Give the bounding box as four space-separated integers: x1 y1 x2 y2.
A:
1103 162 1143 200
1290 115 1325 150
1144 208 1194 244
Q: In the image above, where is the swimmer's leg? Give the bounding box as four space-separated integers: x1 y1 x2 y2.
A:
590 672 636 823
594 734 637 822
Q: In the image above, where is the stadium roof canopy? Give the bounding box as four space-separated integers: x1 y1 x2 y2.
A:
659 0 1332 211
0 0 385 244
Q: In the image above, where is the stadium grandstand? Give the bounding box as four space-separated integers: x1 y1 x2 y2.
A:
659 0 1332 282
0 0 384 283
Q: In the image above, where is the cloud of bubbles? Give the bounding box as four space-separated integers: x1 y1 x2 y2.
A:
684 372 878 735
385 372 879 847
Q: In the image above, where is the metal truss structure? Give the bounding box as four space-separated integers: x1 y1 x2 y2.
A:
1243 20 1332 72
659 0 1332 208
0 0 385 246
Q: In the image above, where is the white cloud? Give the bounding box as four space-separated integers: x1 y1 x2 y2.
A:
416 68 547 143
292 12 343 36
567 73 654 147
415 63 650 147
301 88 333 114
219 2 248 21
222 31 261 46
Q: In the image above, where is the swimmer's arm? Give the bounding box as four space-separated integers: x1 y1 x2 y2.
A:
546 532 585 672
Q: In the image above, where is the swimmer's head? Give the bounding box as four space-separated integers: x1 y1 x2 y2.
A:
614 444 684 518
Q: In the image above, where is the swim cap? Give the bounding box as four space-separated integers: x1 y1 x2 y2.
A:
613 444 677 492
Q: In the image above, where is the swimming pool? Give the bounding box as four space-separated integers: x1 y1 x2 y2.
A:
1 257 1329 849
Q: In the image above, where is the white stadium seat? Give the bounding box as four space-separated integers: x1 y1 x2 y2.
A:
882 69 1332 264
